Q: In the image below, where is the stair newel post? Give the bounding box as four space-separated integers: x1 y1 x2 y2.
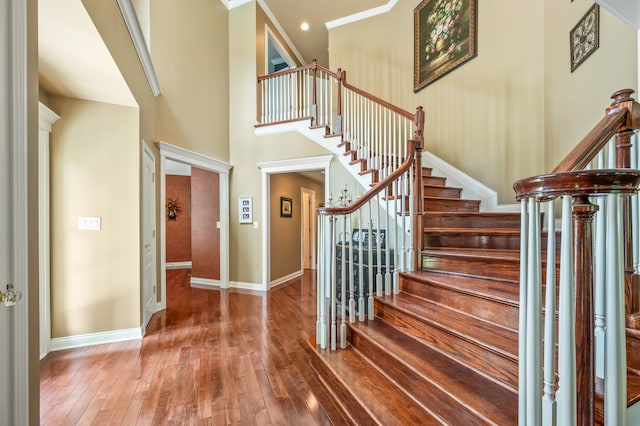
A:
571 195 598 426
412 107 425 272
336 69 343 134
329 214 337 350
311 60 318 127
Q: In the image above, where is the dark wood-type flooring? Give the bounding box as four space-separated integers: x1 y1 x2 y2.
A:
40 269 347 425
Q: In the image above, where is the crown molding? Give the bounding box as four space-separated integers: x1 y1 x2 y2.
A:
325 0 398 29
219 0 254 10
116 0 161 96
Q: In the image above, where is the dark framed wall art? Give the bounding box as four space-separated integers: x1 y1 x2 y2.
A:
280 197 292 218
414 0 478 92
570 4 599 72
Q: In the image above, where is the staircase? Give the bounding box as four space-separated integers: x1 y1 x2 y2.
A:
257 63 640 424
308 167 521 425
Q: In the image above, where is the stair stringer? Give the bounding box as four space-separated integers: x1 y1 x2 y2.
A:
255 119 375 191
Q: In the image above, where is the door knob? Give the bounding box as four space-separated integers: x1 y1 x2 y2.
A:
0 284 22 306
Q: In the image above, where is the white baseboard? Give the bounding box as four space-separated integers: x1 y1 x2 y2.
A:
50 327 142 352
190 276 222 288
166 261 192 269
270 270 303 289
229 281 264 291
422 151 519 212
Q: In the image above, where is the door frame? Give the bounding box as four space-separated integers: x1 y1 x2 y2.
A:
2 0 31 421
142 142 156 331
257 155 332 291
158 141 232 309
300 188 317 270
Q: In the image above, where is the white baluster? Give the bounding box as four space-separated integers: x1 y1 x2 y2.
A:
557 195 576 426
605 193 627 425
525 198 542 425
358 209 365 321
608 136 616 168
632 131 639 272
542 200 557 425
348 213 355 324
385 183 391 295
367 201 374 319
329 216 337 350
393 180 399 294
407 162 415 272
376 192 383 297
316 215 324 346
518 198 528 426
340 218 347 349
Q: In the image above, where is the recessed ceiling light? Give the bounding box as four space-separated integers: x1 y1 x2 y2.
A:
300 22 309 31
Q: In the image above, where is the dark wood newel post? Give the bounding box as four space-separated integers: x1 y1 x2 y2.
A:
413 106 425 272
572 195 598 426
608 89 640 327
311 60 318 126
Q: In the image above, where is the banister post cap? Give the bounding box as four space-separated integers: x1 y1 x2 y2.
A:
611 89 635 105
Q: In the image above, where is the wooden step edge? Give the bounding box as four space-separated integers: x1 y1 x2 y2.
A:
254 116 311 128
423 227 521 234
421 247 520 261
349 321 518 425
400 271 519 310
424 196 481 203
349 158 365 166
376 294 518 363
324 132 342 139
308 336 445 425
422 211 522 218
315 374 358 425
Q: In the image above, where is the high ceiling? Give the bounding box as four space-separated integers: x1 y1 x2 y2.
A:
259 0 392 65
38 0 397 106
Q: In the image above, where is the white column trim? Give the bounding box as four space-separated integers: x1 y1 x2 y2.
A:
116 0 161 96
38 103 59 360
158 141 232 306
257 155 333 291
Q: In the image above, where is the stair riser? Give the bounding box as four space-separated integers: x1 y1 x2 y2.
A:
423 186 462 198
424 214 521 229
424 199 480 212
375 303 518 392
308 349 378 425
349 329 488 425
424 233 520 250
400 278 519 330
422 254 519 281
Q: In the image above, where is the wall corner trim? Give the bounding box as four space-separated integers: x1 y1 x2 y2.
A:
50 328 142 352
116 0 162 96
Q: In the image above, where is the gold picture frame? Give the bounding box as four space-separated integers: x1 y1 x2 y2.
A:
414 0 477 92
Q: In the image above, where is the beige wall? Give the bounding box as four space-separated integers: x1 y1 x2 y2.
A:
256 4 301 77
152 0 230 162
544 0 638 168
49 96 140 337
270 173 324 280
329 1 637 203
229 2 331 285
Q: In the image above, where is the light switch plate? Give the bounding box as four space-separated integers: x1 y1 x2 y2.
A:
78 216 101 231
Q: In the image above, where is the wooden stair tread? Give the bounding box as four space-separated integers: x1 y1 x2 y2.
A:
422 247 520 261
401 270 519 306
423 212 521 229
425 227 520 234
349 320 518 425
377 292 518 359
424 195 479 202
308 338 444 425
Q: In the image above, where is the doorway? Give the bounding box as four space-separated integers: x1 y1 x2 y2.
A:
301 188 317 270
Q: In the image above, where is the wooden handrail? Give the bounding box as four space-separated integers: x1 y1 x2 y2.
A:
318 138 417 216
552 89 640 173
514 169 640 201
340 70 415 120
256 61 315 82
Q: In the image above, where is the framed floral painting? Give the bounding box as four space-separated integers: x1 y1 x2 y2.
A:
414 0 477 92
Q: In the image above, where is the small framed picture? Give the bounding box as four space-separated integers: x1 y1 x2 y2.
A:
280 197 292 218
239 196 252 223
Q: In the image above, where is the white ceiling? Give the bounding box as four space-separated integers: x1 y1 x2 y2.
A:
38 0 137 107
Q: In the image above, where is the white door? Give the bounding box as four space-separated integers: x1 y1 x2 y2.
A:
142 144 157 330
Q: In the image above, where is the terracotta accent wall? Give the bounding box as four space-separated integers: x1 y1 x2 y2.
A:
165 175 192 263
191 167 220 280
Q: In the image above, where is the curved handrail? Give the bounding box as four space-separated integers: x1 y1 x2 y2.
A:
257 62 314 82
514 169 640 201
318 138 418 217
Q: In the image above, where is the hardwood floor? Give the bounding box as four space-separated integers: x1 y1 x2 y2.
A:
40 269 347 425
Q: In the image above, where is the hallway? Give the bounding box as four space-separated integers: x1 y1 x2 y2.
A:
40 270 345 425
